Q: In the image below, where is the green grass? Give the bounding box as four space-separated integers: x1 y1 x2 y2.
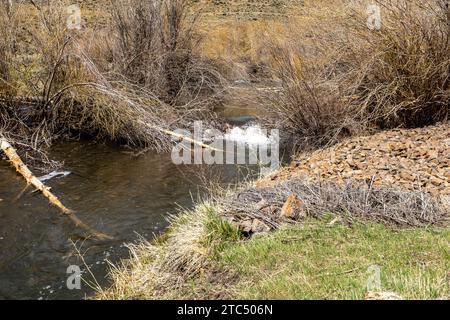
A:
216 219 449 300
101 204 449 300
201 207 242 255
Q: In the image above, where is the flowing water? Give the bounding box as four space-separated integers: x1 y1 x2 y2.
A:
0 114 271 300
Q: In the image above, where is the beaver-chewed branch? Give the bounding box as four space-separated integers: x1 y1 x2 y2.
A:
0 135 113 241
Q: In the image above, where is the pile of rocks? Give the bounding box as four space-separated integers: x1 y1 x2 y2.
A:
271 123 450 198
225 123 450 234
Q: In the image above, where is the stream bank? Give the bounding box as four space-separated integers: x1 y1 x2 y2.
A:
99 123 450 300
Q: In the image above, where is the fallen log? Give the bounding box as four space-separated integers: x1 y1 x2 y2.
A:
138 120 223 152
0 136 112 240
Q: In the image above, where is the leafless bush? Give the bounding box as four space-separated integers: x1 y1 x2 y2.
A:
343 0 450 128
264 44 353 149
108 0 223 106
264 0 449 148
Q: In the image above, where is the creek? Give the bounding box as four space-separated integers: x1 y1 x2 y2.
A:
0 109 275 299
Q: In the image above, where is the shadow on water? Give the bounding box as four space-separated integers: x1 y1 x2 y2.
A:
0 137 261 299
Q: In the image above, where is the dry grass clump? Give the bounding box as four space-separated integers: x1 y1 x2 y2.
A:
265 0 450 148
98 204 240 299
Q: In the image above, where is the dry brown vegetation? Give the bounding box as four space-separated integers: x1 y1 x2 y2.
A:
2 0 448 165
0 0 224 169
108 0 223 105
222 179 449 233
96 204 240 299
263 0 450 148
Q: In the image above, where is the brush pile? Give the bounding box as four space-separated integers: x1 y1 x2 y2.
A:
220 178 449 234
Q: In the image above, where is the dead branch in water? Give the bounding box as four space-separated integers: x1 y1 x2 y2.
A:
0 135 112 241
139 121 223 152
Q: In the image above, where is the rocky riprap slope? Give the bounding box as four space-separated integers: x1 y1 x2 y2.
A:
270 122 450 198
222 123 450 234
